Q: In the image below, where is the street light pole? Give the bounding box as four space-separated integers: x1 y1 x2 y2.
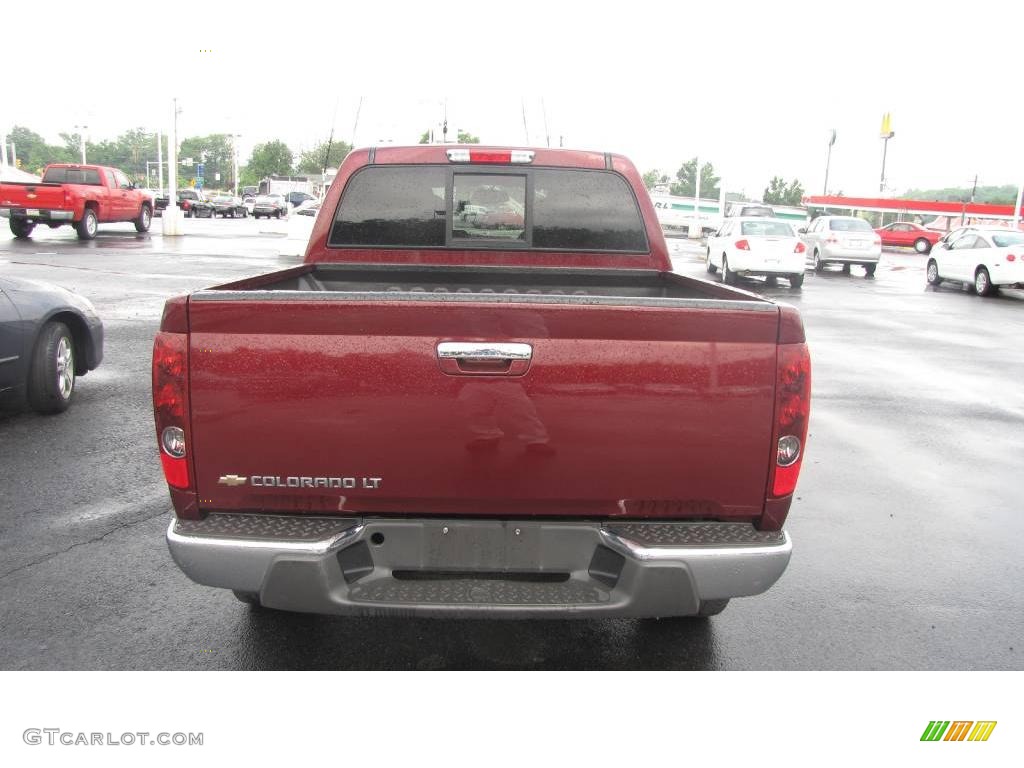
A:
1013 182 1023 230
879 113 894 194
824 129 836 195
692 155 702 240
74 125 88 164
156 127 163 192
162 98 182 236
233 133 240 197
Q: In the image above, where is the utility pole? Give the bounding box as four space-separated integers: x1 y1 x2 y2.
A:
8 141 15 169
824 129 836 195
350 96 364 148
521 99 529 144
970 174 978 203
541 97 550 148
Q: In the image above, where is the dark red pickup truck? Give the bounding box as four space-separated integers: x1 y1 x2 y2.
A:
157 145 810 619
1 163 153 240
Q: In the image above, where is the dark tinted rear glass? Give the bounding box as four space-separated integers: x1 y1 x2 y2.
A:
329 166 647 252
330 166 446 247
532 170 647 251
741 206 774 217
42 167 101 185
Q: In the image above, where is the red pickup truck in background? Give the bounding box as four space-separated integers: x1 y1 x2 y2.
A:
1 164 153 240
157 145 811 619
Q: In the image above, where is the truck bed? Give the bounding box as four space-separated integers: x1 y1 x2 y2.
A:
202 264 770 309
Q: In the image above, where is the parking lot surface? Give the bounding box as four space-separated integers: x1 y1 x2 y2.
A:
1 221 1021 670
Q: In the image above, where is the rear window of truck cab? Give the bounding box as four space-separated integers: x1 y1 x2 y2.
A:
328 165 648 252
42 167 101 185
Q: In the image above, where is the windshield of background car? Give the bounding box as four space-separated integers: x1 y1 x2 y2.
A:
741 221 794 237
42 167 101 185
741 206 774 217
328 166 647 252
992 233 1024 247
829 218 872 232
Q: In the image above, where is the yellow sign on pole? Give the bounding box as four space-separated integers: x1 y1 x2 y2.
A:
880 113 894 138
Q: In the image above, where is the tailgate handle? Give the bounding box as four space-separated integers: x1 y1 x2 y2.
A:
437 342 532 376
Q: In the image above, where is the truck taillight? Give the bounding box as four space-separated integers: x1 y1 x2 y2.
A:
735 239 751 250
769 343 811 498
153 332 191 489
1007 253 1016 262
446 149 535 164
794 241 806 254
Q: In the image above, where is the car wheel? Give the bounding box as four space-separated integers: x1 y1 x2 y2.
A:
705 249 717 274
275 210 281 219
9 218 35 238
841 263 851 274
765 275 778 286
914 238 931 254
722 255 736 285
789 273 804 289
975 266 997 296
926 259 941 286
813 250 825 272
75 207 98 240
864 263 877 277
241 209 248 218
232 590 262 606
134 204 152 233
28 321 76 414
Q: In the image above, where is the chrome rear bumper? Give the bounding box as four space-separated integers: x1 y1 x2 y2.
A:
167 514 792 618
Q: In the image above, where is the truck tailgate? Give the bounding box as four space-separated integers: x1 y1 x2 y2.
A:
0 182 66 210
186 274 779 521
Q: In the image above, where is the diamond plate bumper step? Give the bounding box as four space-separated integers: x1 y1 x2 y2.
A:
167 514 791 618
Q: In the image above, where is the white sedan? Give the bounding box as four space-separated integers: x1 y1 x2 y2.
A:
927 228 1024 296
706 218 807 288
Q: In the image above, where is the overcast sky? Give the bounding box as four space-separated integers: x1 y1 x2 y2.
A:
5 0 1022 198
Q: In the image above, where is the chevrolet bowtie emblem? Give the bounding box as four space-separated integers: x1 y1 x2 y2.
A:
217 474 248 487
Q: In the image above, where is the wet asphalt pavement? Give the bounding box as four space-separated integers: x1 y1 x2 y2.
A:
1 219 1021 670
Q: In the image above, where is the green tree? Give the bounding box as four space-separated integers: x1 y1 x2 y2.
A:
642 169 671 190
763 176 787 204
764 176 805 206
903 185 1016 205
296 140 352 174
783 179 804 206
7 126 74 175
178 134 235 190
241 140 294 186
670 157 720 199
419 130 430 144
